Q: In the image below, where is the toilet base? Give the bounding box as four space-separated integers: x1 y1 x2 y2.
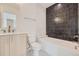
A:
32 49 40 56
31 42 41 56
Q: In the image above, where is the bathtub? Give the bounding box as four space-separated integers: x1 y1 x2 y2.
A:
38 37 79 56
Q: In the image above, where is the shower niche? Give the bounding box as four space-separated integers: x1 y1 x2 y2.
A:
46 3 78 42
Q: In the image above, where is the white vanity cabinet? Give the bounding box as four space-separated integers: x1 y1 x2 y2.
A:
0 35 10 56
0 33 28 56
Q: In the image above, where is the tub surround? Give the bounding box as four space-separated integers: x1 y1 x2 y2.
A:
46 3 78 41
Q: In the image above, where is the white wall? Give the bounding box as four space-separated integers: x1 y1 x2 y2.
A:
78 4 79 33
16 4 46 37
36 4 46 37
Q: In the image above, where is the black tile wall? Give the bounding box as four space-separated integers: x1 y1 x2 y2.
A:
46 3 78 42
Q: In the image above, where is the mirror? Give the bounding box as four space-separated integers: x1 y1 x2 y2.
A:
2 12 16 32
0 4 18 33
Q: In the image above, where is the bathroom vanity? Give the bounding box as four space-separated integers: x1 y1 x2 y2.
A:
0 4 30 56
0 33 28 56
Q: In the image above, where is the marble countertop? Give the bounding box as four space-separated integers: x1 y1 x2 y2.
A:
0 32 27 36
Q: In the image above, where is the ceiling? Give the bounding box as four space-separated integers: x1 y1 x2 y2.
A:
0 3 55 9
39 3 54 8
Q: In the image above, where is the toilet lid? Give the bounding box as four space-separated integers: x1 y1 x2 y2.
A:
31 42 41 48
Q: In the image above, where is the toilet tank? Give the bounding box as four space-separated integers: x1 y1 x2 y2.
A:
28 33 36 43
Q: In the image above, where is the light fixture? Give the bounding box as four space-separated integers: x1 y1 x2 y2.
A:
54 17 63 23
57 4 62 9
58 4 62 7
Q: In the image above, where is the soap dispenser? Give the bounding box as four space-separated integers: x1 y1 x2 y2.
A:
8 25 11 32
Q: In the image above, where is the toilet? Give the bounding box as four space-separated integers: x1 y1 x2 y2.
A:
28 34 41 56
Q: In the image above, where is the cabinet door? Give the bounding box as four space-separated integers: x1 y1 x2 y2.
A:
0 35 10 56
10 34 27 56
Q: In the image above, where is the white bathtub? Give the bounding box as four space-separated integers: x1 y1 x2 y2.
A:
38 37 79 56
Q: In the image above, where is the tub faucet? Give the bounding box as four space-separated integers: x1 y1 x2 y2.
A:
75 45 79 50
74 35 79 50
